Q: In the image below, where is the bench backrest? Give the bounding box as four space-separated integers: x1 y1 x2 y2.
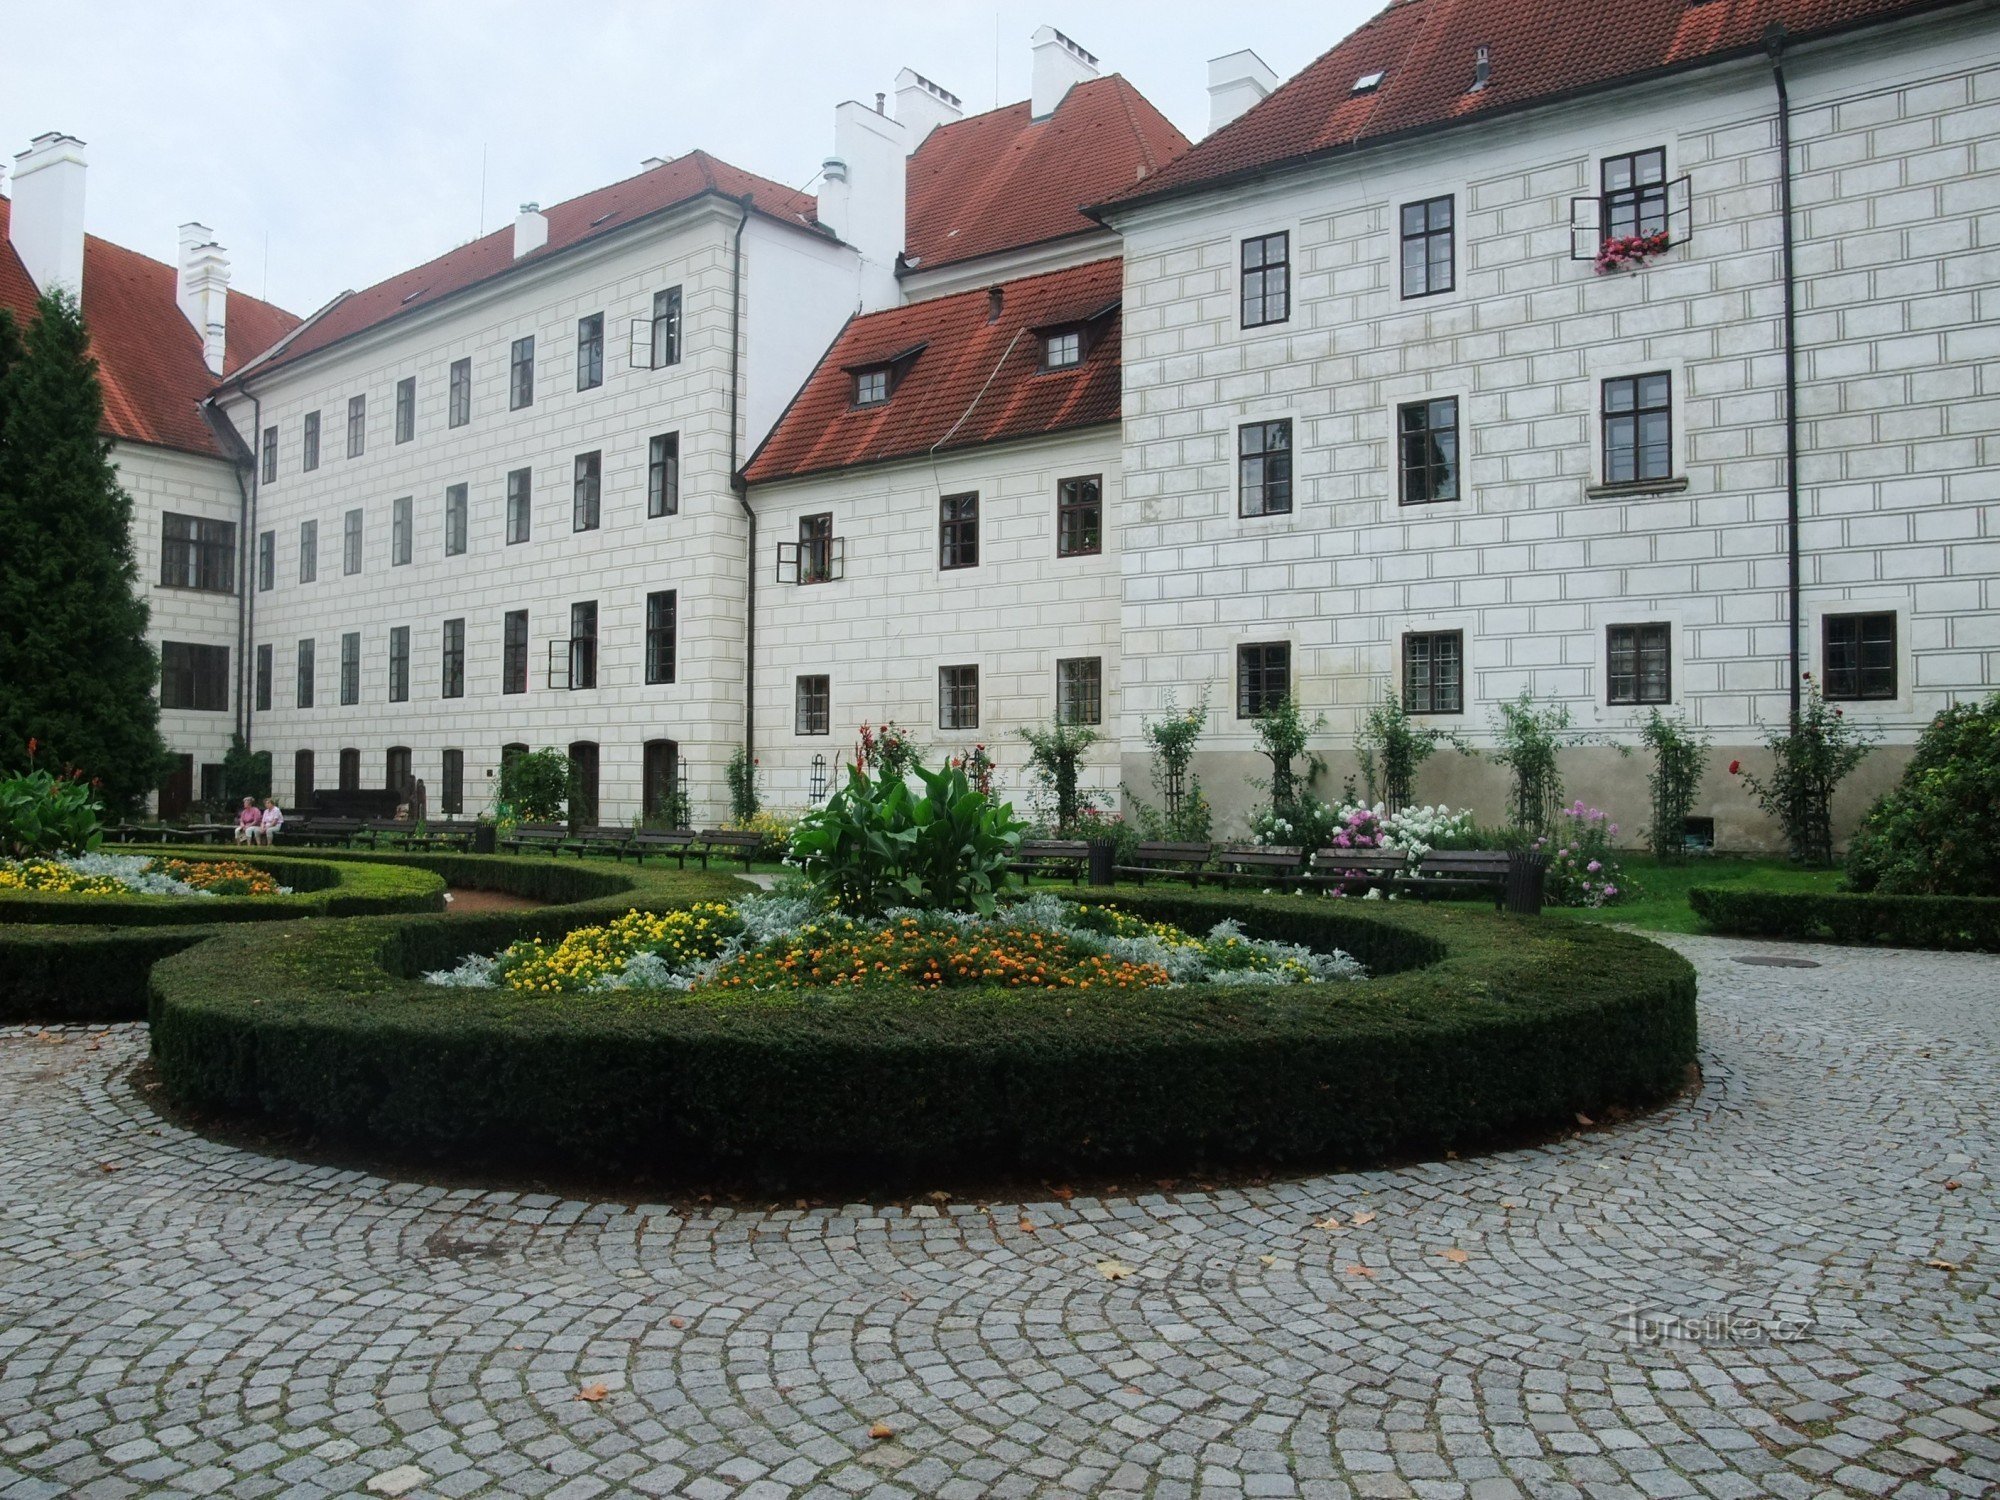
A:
576 825 629 841
631 829 695 846
1419 850 1511 875
1133 841 1212 863
1018 839 1089 858
700 829 764 847
1218 846 1305 868
1311 850 1410 872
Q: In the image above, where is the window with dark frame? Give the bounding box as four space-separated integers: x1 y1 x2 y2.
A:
342 507 363 575
569 601 597 690
1236 642 1290 718
302 410 320 471
1823 612 1897 701
342 631 363 705
159 642 229 712
258 530 274 591
1400 195 1455 298
939 493 979 570
442 618 465 699
448 358 471 427
294 749 314 806
572 451 601 532
645 590 677 684
391 495 413 565
159 512 236 592
346 394 365 458
1043 328 1083 369
441 749 464 814
1240 232 1290 327
387 627 409 703
853 368 889 406
1057 657 1102 725
296 638 315 708
386 746 411 795
260 426 277 483
1057 474 1101 557
502 610 528 695
255 643 272 712
1607 623 1671 705
1238 420 1293 517
938 664 979 730
1602 147 1668 239
506 467 531 544
444 483 468 556
395 376 416 443
338 748 359 792
1398 397 1460 505
648 433 679 516
1602 373 1672 484
651 286 682 368
577 312 604 391
298 520 317 583
1403 631 1464 714
796 675 830 736
798 513 834 585
509 335 535 410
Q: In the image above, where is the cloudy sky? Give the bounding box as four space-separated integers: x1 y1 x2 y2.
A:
2 1 1377 317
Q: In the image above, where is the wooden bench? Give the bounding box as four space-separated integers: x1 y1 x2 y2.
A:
501 823 571 856
1010 838 1090 885
1307 849 1412 895
627 829 705 868
697 829 764 871
1212 846 1310 887
382 823 475 853
280 816 365 848
1112 841 1213 888
570 825 632 860
1414 850 1517 910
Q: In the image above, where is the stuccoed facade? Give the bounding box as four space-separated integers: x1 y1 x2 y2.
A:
1105 6 2000 846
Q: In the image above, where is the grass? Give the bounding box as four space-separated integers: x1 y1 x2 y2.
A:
1551 855 1844 933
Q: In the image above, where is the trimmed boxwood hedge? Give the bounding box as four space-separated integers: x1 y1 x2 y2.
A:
1688 886 2000 952
149 889 1698 1185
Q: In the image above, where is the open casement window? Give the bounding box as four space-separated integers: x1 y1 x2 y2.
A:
776 512 843 585
630 286 683 370
1571 166 1691 261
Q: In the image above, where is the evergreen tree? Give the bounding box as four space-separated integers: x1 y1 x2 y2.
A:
0 289 168 813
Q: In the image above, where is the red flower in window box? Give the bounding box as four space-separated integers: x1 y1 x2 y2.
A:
1594 230 1671 274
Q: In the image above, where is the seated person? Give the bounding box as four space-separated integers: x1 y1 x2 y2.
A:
234 796 261 844
258 798 284 845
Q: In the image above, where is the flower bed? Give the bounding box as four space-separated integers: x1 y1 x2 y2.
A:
0 852 286 899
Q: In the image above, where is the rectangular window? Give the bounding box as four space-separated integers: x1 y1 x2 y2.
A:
159 642 229 712
1057 657 1102 726
1403 631 1464 715
645 590 677 685
1056 474 1101 557
444 483 468 556
1602 373 1672 484
572 451 601 532
1240 231 1290 327
569 601 597 690
257 529 274 592
391 496 413 565
799 512 834 585
441 618 465 699
1607 623 1672 706
854 368 889 406
341 632 361 705
346 394 366 458
395 376 415 443
1236 642 1290 718
386 627 408 703
338 748 359 792
648 433 679 517
260 425 277 483
506 468 531 544
440 749 464 814
502 610 528 695
1399 195 1455 298
298 520 317 583
254 643 272 712
1823 612 1897 701
302 410 320 471
509 336 535 410
1603 147 1668 239
1043 329 1082 369
939 665 979 730
342 507 363 575
296 638 315 708
1238 419 1293 517
939 492 978 570
1398 398 1460 505
158 512 236 592
448 358 471 428
651 286 682 368
796 675 830 736
577 313 604 391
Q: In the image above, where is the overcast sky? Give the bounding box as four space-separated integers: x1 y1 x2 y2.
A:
0 1 1378 316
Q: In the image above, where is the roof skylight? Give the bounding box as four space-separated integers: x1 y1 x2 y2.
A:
1352 71 1385 94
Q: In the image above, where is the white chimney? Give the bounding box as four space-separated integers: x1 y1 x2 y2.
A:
894 68 963 152
1207 50 1279 136
1030 26 1098 119
513 202 548 258
176 223 231 376
8 132 88 298
819 100 905 312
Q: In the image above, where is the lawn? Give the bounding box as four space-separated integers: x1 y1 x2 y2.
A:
1552 855 1844 933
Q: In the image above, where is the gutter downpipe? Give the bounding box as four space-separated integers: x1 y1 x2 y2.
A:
727 196 755 762
1766 23 1804 723
221 391 261 748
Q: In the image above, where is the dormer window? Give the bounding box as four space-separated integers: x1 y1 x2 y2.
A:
1043 329 1083 369
854 368 891 407
843 341 925 409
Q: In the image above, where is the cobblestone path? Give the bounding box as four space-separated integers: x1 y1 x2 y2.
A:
2 935 1995 1499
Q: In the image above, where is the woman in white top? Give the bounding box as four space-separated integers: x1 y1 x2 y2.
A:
258 798 285 845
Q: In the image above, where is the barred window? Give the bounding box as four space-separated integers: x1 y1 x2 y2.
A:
645 590 677 685
1239 420 1292 517
1057 657 1102 726
1236 642 1290 718
1607 623 1671 705
939 665 979 730
159 642 229 712
159 512 236 592
939 493 978 570
441 618 465 699
1403 631 1464 714
502 610 528 695
796 675 830 736
1057 474 1101 557
1823 612 1896 701
648 433 679 517
1241 232 1290 328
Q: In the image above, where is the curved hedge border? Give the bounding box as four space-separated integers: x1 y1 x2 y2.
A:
150 890 1698 1184
1689 886 2000 952
0 849 442 927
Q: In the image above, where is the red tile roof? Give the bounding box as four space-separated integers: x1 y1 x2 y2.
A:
906 75 1188 272
743 256 1122 486
1099 0 1945 212
0 194 300 458
236 150 820 382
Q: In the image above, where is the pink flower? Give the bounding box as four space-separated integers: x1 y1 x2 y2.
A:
1587 860 1602 873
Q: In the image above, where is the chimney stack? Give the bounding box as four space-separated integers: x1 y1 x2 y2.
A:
176 223 231 376
819 99 905 312
513 202 548 258
1207 50 1278 135
1030 26 1097 119
8 132 88 298
894 68 962 151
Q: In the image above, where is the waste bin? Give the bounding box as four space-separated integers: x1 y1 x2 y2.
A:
472 823 497 855
1088 839 1115 887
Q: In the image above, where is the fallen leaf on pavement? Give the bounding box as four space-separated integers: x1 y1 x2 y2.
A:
1096 1259 1133 1281
1943 1180 1961 1191
575 1383 609 1402
1575 1113 1595 1127
1925 1258 1959 1271
98 1163 119 1173
1344 1264 1376 1278
1259 1254 1277 1267
1441 1248 1470 1264
869 1422 894 1440
1313 1217 1343 1231
1018 1217 1036 1234
1352 1211 1376 1226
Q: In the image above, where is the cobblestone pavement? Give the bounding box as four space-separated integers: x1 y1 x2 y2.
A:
2 934 1995 1500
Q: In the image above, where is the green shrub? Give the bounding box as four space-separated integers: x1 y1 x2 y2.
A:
1357 691 1462 813
499 748 571 823
1730 680 1872 866
1688 886 2000 952
1 760 104 856
792 761 1025 916
725 747 760 824
1845 693 2000 896
1129 693 1213 843
1020 719 1098 829
1488 692 1612 839
0 927 210 1023
1637 709 1710 862
1253 694 1326 812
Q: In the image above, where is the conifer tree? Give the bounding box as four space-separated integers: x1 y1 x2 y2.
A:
0 288 169 812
